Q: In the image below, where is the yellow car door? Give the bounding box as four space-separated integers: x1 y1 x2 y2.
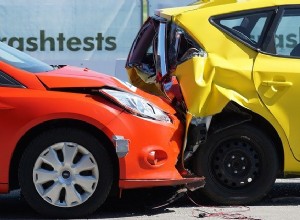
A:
253 7 300 161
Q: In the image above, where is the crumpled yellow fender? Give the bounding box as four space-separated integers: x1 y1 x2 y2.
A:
167 0 300 173
174 54 297 174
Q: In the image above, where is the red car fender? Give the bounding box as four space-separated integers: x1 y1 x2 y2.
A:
0 90 123 188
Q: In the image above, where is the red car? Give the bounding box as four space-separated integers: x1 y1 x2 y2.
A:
0 42 204 217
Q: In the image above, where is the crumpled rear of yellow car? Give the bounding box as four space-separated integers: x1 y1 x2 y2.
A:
157 0 300 173
126 0 300 206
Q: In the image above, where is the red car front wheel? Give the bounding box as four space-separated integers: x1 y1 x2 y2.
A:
19 128 113 218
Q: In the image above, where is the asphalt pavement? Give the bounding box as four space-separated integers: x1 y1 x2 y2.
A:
1 179 300 220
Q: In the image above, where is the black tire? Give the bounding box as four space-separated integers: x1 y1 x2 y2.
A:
193 123 278 205
19 128 113 218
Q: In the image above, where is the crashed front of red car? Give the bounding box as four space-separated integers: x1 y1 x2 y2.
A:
35 65 205 191
0 26 204 217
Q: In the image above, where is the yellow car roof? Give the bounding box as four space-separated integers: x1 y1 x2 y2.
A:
158 0 300 19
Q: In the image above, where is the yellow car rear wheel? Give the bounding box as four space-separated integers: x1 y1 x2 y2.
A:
193 123 278 205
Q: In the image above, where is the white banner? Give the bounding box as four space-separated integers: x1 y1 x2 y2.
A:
0 0 142 81
148 0 197 17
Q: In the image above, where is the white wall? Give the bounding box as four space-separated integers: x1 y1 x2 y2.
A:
0 0 143 81
0 1 201 82
148 0 197 17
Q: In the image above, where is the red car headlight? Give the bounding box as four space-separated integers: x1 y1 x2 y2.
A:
100 88 171 123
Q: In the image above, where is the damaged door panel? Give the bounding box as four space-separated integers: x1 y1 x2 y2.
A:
253 7 300 164
253 53 299 168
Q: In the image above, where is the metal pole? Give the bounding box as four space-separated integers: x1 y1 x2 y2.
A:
140 0 144 25
146 0 149 20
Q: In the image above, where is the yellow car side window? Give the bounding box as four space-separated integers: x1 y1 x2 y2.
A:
272 9 300 57
212 10 275 49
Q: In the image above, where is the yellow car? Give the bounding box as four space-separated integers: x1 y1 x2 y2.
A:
126 0 300 205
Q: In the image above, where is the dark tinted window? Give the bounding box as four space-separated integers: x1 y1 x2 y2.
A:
212 10 275 49
265 8 300 57
0 71 24 87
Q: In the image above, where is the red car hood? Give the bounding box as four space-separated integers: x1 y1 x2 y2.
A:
37 66 124 88
37 66 176 114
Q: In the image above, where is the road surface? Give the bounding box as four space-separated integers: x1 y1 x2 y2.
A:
1 179 300 219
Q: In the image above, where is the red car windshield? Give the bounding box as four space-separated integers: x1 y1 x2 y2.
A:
0 42 54 73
